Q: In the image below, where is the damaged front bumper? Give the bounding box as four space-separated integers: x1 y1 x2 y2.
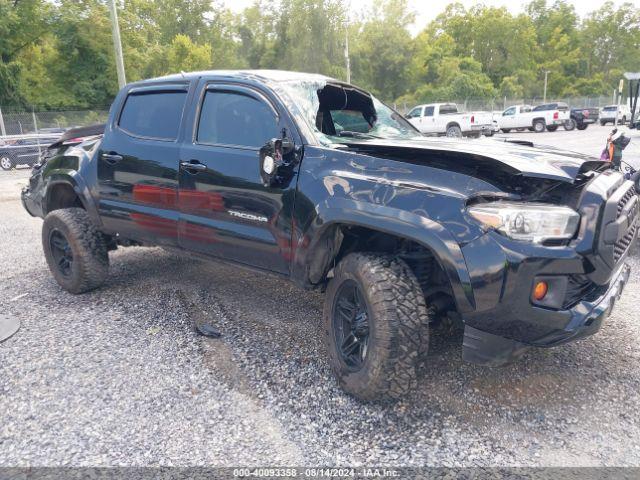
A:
462 263 631 366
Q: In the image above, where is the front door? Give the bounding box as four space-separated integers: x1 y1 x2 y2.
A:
177 82 299 274
96 83 190 245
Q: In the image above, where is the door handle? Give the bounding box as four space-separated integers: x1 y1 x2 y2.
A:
102 153 123 164
180 160 207 173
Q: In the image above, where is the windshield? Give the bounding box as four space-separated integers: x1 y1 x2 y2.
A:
277 79 422 144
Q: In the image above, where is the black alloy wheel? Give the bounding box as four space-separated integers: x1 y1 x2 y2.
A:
49 229 74 277
332 279 370 370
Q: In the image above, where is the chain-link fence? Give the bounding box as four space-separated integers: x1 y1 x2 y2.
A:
0 107 109 137
394 96 620 114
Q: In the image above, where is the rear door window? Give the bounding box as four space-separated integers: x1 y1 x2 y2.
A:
119 90 187 140
424 106 435 117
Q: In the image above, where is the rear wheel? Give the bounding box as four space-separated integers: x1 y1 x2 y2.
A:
0 156 14 171
500 128 511 133
446 124 462 138
546 125 558 132
324 253 431 402
533 120 546 133
42 208 109 294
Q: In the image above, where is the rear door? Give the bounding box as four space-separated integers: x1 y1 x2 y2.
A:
13 138 43 166
96 82 191 245
177 81 300 274
421 106 436 133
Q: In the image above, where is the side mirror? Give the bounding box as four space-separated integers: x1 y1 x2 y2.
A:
259 138 295 187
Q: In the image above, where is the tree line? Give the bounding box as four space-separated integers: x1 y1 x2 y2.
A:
1 0 639 110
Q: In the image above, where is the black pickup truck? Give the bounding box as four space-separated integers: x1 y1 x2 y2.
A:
22 71 638 401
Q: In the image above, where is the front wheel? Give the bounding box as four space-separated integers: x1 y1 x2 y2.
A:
576 123 588 130
546 125 559 132
446 125 462 138
600 120 607 126
501 128 511 133
563 119 576 131
620 116 627 125
1 156 14 171
324 253 431 402
42 208 109 294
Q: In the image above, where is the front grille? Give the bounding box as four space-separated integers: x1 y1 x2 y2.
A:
614 185 638 262
614 223 637 262
617 185 636 216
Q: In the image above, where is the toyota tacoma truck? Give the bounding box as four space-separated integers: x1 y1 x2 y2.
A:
405 103 493 137
22 70 638 402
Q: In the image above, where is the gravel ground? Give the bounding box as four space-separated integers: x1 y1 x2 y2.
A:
2 126 640 467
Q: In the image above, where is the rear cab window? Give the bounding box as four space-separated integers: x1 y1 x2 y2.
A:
118 86 188 140
439 104 458 115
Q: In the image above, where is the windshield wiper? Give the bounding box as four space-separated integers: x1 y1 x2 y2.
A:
335 130 380 139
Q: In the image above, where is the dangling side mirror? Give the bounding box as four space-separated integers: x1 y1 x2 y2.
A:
259 138 295 187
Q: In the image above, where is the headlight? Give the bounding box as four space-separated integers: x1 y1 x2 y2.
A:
467 202 580 243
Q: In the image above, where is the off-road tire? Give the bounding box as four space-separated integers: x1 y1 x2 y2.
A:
533 120 546 133
323 253 431 402
42 208 109 294
546 125 558 132
1 155 14 171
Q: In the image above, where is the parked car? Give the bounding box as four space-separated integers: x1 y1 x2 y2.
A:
569 107 599 130
498 103 569 133
531 102 573 131
600 105 631 125
0 136 60 170
22 70 637 401
38 127 68 135
406 103 493 137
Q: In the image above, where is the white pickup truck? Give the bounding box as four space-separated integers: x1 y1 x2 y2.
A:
497 104 570 133
406 103 493 138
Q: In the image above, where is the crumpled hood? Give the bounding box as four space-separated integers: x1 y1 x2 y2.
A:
340 136 606 183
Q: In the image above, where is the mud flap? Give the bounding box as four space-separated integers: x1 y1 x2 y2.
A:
462 325 529 367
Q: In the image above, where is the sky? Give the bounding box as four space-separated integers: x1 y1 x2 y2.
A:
223 0 631 35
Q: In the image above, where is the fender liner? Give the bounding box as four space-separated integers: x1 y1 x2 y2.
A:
296 197 475 314
44 173 102 227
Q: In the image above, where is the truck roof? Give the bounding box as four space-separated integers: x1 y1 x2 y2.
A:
414 103 457 108
135 69 336 85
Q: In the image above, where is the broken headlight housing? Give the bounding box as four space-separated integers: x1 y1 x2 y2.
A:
467 202 580 243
